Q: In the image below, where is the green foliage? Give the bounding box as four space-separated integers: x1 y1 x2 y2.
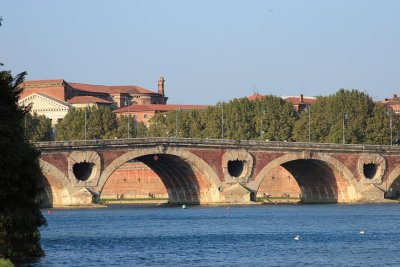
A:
144 95 297 141
136 122 148 138
0 70 46 259
292 89 386 144
0 258 14 267
51 88 395 145
255 96 297 141
24 112 53 142
55 106 118 140
114 115 137 139
365 104 395 145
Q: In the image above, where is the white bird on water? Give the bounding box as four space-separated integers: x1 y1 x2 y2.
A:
293 235 300 241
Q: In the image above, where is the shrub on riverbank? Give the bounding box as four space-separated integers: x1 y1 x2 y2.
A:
0 258 14 267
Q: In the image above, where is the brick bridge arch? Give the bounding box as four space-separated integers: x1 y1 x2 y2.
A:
95 147 222 204
39 160 92 207
385 166 400 194
249 152 358 202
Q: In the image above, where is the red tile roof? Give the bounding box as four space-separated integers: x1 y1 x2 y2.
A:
282 96 316 105
247 93 265 101
69 96 114 104
114 104 208 113
69 82 157 95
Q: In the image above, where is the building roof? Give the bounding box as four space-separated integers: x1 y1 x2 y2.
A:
69 82 157 95
21 79 65 88
36 93 73 108
69 96 114 104
282 96 316 105
247 92 265 101
18 93 73 110
114 104 209 113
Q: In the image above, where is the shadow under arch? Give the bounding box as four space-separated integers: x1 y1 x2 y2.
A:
38 159 75 207
249 153 358 203
384 165 400 197
96 147 222 204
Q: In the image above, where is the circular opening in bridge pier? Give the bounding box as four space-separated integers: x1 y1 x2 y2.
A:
363 163 377 179
73 162 94 181
228 160 245 178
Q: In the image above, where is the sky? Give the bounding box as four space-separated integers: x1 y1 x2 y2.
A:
1 0 399 104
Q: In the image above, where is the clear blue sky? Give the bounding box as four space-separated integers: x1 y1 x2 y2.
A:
1 0 399 104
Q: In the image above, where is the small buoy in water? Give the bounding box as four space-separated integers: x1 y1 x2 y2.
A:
359 229 365 235
47 210 52 215
293 235 300 241
182 204 187 209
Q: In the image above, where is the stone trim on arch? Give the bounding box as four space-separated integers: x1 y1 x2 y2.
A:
40 159 73 191
246 152 358 202
40 160 93 206
357 154 386 184
94 146 222 202
222 149 253 184
68 151 101 187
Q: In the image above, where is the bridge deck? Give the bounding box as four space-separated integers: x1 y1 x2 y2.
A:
34 138 400 155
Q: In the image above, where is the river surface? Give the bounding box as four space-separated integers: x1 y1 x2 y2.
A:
20 204 400 267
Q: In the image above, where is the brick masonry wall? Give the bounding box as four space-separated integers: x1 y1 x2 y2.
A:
101 161 301 200
256 165 301 198
101 161 168 199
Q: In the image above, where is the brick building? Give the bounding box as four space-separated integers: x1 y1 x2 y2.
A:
113 104 209 126
281 94 316 112
381 94 400 115
18 77 167 125
247 93 316 112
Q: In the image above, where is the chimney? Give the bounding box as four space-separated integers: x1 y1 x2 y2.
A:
158 76 165 95
394 94 398 99
300 94 304 103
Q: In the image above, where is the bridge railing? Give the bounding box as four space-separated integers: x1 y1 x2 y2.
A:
33 137 400 154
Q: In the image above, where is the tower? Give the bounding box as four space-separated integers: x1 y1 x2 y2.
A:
158 76 165 96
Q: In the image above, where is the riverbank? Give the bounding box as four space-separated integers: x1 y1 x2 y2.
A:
42 197 400 209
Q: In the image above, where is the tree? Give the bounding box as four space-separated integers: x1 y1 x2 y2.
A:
255 96 297 141
293 89 376 144
365 104 393 145
224 98 256 140
136 122 148 138
55 106 118 140
0 70 46 259
114 115 137 139
24 112 53 142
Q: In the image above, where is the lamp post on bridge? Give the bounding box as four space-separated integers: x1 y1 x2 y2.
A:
385 109 393 146
124 99 131 139
307 104 311 143
342 113 347 144
221 101 224 140
175 107 181 138
84 105 87 140
260 110 265 140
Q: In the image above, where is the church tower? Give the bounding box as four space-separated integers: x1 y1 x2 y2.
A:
158 76 165 96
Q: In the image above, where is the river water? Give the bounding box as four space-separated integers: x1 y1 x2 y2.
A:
21 204 400 267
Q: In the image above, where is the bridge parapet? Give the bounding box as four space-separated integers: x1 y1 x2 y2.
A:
34 138 400 155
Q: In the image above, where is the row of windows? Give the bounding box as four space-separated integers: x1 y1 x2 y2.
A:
35 108 68 112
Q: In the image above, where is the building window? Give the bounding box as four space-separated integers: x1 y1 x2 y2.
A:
143 114 148 119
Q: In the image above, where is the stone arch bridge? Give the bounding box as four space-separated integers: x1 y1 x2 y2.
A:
34 138 400 207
